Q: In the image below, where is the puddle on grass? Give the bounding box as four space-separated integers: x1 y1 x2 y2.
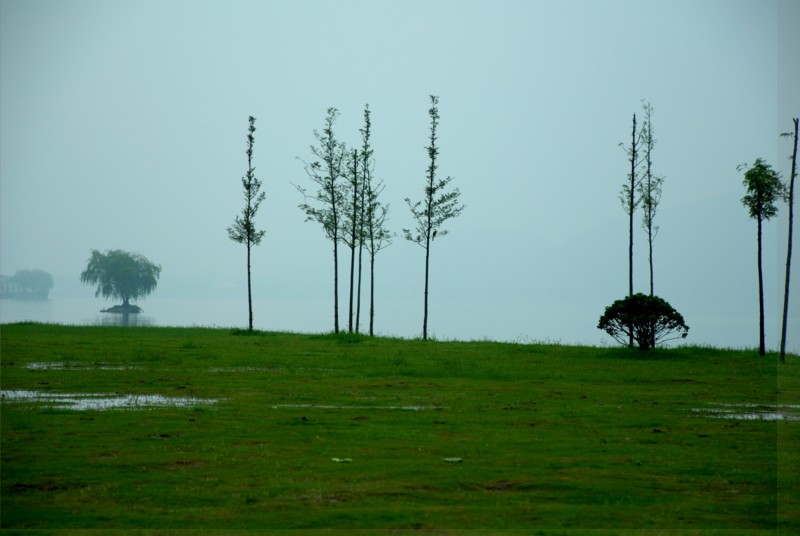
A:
692 403 800 421
26 362 142 371
272 403 444 411
0 390 219 411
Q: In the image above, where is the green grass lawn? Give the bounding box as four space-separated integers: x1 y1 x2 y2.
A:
1 323 797 533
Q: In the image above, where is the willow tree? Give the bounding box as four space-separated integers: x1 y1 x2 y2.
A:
228 116 266 331
740 158 785 355
780 118 798 362
404 95 464 340
80 249 161 311
296 108 347 333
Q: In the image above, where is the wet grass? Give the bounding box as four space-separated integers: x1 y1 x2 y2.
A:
0 322 797 533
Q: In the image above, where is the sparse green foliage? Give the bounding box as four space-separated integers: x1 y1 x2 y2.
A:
598 293 689 350
404 95 464 340
740 158 786 355
296 108 347 333
80 249 161 308
228 116 266 331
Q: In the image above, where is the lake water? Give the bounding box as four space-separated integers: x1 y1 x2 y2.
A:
1 293 797 354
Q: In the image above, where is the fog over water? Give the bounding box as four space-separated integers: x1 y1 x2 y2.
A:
1 0 798 352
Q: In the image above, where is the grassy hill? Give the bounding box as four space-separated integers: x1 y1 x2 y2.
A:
1 323 797 532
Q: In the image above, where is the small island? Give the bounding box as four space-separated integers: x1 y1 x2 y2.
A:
101 304 143 314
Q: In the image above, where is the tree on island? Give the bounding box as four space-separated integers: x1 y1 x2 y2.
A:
80 249 161 312
404 95 464 340
740 158 785 355
228 115 266 331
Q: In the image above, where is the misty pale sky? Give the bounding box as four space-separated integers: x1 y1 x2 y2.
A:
1 0 798 351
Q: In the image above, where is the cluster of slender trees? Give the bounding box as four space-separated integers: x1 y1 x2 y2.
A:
229 95 463 340
228 96 795 354
618 101 666 348
617 102 797 358
739 118 798 362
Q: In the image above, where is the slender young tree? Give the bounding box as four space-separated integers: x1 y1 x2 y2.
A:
228 116 266 331
637 101 664 297
404 95 465 340
342 148 361 333
619 112 644 347
296 108 347 333
355 104 374 333
780 118 798 363
360 105 392 336
740 158 785 355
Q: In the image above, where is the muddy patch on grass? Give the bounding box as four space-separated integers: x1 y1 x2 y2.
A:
692 403 800 421
0 389 219 411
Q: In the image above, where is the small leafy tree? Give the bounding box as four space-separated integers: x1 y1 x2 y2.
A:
780 118 798 363
740 158 785 355
296 107 347 333
228 115 266 331
598 293 689 351
404 95 464 340
80 249 161 309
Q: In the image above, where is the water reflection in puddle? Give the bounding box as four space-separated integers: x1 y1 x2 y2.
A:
0 389 219 411
692 403 800 421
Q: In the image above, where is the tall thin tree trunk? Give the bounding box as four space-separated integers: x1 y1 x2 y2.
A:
369 250 376 337
757 214 766 356
247 242 253 331
356 241 363 333
423 236 431 340
348 240 355 334
333 239 339 334
780 118 798 363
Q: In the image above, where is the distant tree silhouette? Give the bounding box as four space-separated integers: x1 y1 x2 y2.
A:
404 95 464 340
619 112 644 347
740 158 785 355
637 101 664 298
80 249 161 310
296 108 347 333
228 116 266 331
780 118 798 363
360 104 393 336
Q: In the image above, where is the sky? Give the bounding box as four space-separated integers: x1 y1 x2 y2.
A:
1 0 798 351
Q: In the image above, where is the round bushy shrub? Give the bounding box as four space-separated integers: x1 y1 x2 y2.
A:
598 293 689 350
